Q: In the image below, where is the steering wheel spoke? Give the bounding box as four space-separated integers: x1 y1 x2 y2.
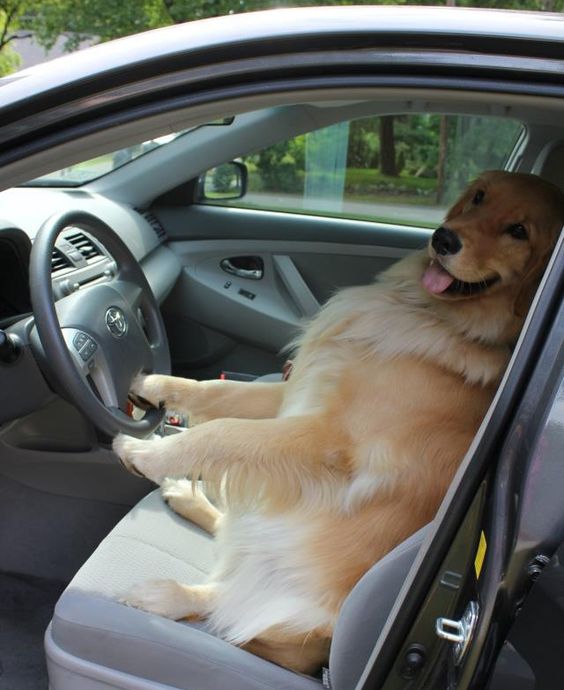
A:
61 328 121 408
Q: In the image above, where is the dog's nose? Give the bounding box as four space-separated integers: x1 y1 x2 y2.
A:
432 227 462 256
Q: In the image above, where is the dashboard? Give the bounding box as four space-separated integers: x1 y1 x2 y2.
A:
0 227 32 327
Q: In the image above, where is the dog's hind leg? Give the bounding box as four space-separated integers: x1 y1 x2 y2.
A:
161 478 223 534
243 625 332 674
121 581 217 622
130 374 285 424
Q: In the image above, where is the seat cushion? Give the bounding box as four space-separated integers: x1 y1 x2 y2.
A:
255 373 284 382
49 489 321 690
49 488 428 690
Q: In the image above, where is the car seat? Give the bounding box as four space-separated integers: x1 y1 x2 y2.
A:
45 488 429 690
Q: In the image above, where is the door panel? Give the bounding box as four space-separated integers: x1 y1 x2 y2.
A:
159 206 429 379
159 203 430 247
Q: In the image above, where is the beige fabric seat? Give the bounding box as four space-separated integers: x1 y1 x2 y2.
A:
46 489 429 690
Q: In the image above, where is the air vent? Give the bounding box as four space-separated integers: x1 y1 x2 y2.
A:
135 208 167 242
65 231 103 262
51 248 72 273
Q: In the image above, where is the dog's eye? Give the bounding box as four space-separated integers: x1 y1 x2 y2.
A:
472 189 485 205
507 224 528 241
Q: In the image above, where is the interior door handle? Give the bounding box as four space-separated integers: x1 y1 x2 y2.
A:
220 256 264 280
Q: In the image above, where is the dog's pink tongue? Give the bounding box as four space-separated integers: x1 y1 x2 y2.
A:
422 261 455 294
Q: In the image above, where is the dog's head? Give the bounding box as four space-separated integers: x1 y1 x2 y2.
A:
422 171 564 314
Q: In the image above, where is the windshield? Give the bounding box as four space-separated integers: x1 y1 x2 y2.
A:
21 119 233 187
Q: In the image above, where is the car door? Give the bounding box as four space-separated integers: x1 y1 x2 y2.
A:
152 111 524 380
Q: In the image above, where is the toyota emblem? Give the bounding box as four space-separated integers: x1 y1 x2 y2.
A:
105 307 128 338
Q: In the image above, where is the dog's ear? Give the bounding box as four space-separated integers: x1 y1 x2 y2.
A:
445 176 485 221
444 190 469 222
445 172 495 222
515 208 563 318
513 246 551 318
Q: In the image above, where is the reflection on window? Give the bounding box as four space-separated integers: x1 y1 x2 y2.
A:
205 114 523 228
21 118 234 187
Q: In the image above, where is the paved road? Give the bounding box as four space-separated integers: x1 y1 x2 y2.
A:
244 191 446 227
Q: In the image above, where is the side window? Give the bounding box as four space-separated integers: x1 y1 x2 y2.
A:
200 114 524 228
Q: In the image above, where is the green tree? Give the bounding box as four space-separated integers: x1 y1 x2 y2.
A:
16 0 564 58
0 0 28 75
379 115 397 177
24 0 172 51
253 137 305 193
347 119 379 169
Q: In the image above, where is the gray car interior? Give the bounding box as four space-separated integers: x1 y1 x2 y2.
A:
0 84 563 690
46 489 429 690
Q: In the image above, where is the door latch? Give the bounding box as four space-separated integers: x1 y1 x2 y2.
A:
436 600 479 665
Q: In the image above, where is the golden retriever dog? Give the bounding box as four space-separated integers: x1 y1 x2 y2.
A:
113 170 564 674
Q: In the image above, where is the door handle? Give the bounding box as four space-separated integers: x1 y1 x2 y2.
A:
220 256 264 280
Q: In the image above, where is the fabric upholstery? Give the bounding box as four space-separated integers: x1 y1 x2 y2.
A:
254 373 284 382
534 139 564 191
49 489 428 690
50 490 321 690
329 524 430 690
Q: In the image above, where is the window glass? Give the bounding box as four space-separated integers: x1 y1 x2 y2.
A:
202 114 524 228
21 118 233 187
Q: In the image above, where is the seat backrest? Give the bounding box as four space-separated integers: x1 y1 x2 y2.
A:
532 140 564 191
329 524 430 690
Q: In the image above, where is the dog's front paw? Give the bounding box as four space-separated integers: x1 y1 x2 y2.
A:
113 433 168 484
130 373 166 409
120 579 193 620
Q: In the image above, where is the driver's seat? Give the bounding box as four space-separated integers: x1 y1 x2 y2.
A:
45 488 429 690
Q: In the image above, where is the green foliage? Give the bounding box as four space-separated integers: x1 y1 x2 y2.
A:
15 0 564 56
240 111 523 220
251 135 305 193
24 0 172 50
212 164 237 193
345 168 437 196
0 41 19 75
394 114 440 178
347 119 380 168
0 1 25 75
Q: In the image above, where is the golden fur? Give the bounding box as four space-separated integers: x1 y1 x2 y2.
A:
113 171 563 674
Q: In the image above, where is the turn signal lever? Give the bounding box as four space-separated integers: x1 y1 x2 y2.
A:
0 329 21 364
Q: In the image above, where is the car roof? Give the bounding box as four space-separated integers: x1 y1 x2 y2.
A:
1 6 563 106
0 6 563 195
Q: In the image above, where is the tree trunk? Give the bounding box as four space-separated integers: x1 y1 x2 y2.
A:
379 116 397 177
436 115 448 204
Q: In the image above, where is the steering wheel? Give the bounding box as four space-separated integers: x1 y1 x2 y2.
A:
29 210 169 438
